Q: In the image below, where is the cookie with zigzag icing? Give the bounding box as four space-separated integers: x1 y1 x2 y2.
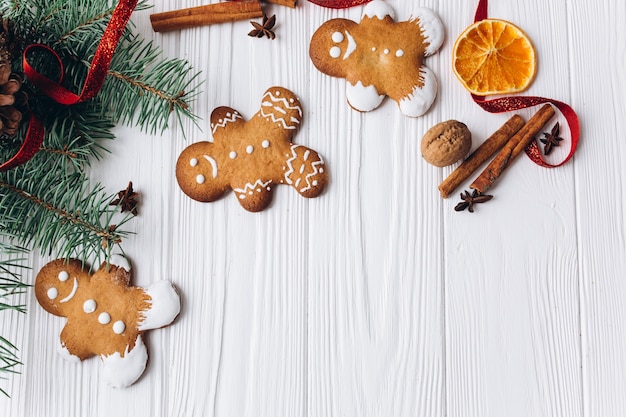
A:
176 87 328 212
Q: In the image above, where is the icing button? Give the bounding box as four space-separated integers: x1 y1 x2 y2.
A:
113 320 126 335
246 145 254 154
229 151 237 159
262 140 270 148
98 312 111 325
83 299 97 314
396 49 404 57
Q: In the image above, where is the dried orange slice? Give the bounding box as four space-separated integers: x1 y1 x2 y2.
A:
452 19 537 96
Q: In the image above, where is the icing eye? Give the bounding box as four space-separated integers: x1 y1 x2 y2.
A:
47 287 59 300
190 158 198 167
329 47 341 58
229 151 237 159
196 175 205 184
98 312 111 325
58 271 69 282
246 145 254 154
83 299 97 314
331 31 344 43
113 321 126 334
262 140 270 148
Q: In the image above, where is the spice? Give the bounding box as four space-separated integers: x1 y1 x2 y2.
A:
150 1 263 33
540 122 564 155
438 115 525 198
248 13 276 39
110 182 139 215
454 190 493 213
470 104 555 194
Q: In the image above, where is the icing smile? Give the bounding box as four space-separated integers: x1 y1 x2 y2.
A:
60 278 78 303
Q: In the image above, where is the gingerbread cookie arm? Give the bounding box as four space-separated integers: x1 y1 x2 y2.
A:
411 7 445 57
283 144 328 198
100 334 148 388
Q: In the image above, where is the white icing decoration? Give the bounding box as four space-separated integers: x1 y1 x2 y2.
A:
229 151 237 159
113 320 126 334
362 0 395 20
234 180 272 196
58 342 81 363
101 336 148 388
260 91 302 130
211 111 243 134
346 81 385 112
137 281 181 331
110 254 131 272
59 278 78 303
283 145 324 193
58 271 69 282
398 66 438 117
202 155 218 178
189 158 198 167
239 194 246 200
329 46 341 58
83 299 96 313
384 49 390 55
412 7 445 57
303 150 310 161
47 287 58 300
262 140 270 148
332 31 344 43
196 174 206 184
99 312 111 324
372 47 377 52
246 145 254 154
396 49 404 57
343 32 357 60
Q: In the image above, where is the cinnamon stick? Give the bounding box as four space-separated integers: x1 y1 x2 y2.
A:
438 114 525 198
470 104 555 194
265 0 297 7
150 1 263 33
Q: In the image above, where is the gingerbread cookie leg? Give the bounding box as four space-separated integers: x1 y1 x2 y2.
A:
398 66 438 117
346 81 385 113
138 281 181 331
100 334 148 388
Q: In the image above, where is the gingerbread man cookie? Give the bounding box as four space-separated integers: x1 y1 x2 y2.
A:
309 0 444 117
176 87 328 212
35 255 180 388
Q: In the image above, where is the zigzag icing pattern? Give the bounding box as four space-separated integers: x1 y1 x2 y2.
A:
300 159 325 193
260 90 302 130
234 179 273 198
283 145 300 185
212 111 243 134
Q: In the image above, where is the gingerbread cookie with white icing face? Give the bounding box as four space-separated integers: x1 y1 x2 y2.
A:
34 255 180 388
309 0 444 117
176 86 328 212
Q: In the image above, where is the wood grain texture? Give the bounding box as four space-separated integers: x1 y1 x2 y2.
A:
1 1 625 416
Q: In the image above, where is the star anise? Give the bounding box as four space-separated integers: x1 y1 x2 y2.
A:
248 13 276 40
110 182 139 216
539 122 564 155
454 189 493 213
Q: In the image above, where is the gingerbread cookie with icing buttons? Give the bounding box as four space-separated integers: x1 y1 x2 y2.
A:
34 255 181 388
309 0 444 117
176 86 328 212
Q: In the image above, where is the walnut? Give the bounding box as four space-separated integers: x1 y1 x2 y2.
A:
421 120 472 167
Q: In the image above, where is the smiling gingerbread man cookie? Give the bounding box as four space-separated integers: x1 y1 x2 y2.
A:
309 0 444 117
176 87 328 212
35 255 181 388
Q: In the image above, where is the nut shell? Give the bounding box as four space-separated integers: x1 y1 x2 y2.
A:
421 120 472 167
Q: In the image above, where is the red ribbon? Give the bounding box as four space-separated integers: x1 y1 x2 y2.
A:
307 0 372 8
0 0 138 172
471 0 579 168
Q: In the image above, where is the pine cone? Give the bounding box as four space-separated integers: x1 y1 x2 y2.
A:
0 18 26 137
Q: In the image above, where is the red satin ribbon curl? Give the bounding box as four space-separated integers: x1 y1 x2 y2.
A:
0 0 138 172
471 0 579 168
307 0 372 9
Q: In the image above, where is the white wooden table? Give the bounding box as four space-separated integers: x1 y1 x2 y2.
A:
2 0 625 416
